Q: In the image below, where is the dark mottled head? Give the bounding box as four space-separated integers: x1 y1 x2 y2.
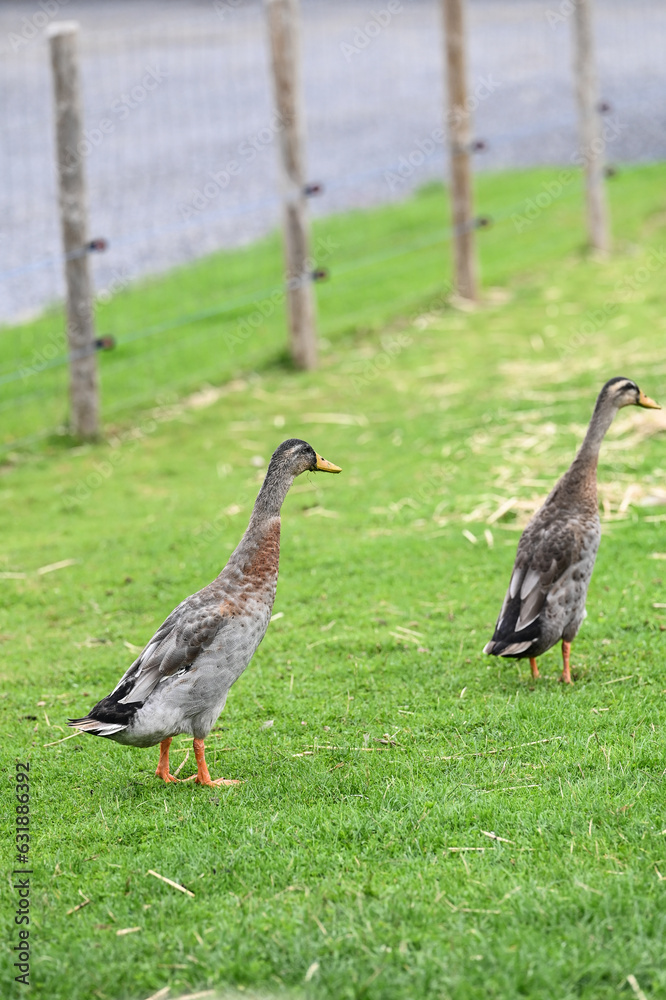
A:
268 439 342 478
597 377 660 411
250 439 341 521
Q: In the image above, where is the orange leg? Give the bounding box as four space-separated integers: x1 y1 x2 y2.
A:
560 641 573 685
193 738 240 787
529 657 540 679
155 737 180 783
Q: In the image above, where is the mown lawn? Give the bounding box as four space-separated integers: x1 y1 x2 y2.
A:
1 164 666 1000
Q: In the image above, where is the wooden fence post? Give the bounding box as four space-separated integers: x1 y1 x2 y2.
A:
572 0 610 252
265 0 317 370
442 0 478 301
48 21 100 438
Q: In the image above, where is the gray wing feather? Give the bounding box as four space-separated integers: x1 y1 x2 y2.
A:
112 597 226 705
495 511 578 636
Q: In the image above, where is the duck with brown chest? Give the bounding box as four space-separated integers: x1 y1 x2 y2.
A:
69 439 341 785
484 378 660 683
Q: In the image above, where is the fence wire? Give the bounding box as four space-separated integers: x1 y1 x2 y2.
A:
1 0 665 454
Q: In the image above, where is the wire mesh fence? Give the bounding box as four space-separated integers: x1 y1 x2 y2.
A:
1 0 665 453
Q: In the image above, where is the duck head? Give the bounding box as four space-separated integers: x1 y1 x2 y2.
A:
267 438 342 476
600 377 661 410
251 439 341 521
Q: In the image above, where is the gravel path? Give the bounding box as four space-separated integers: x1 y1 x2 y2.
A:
1 0 665 323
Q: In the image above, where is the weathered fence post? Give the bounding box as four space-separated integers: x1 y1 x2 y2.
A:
48 21 100 438
442 0 478 301
572 0 610 252
265 0 318 370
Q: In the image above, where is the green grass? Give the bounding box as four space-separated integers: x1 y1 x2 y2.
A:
1 164 666 1000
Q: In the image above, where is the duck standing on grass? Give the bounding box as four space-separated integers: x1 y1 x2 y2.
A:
69 439 341 785
484 378 660 683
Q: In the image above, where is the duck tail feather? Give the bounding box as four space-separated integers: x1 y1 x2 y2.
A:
493 640 536 657
68 716 128 737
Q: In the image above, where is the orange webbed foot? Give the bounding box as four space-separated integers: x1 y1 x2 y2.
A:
195 775 241 787
560 641 574 684
192 738 241 787
156 770 181 783
155 738 182 783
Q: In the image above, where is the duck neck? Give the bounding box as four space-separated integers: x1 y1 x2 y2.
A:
565 394 618 493
248 460 294 526
225 462 291 577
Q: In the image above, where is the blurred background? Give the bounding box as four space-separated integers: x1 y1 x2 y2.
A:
1 0 665 450
3 0 666 321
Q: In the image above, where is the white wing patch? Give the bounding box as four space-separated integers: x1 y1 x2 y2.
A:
520 568 540 600
498 640 535 656
118 667 160 705
509 567 523 599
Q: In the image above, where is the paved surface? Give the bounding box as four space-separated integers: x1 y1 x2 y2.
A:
1 0 665 323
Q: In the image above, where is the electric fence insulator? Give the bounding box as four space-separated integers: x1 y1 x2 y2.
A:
95 336 115 351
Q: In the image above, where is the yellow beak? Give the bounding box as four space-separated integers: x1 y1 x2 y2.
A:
638 390 661 409
315 453 342 473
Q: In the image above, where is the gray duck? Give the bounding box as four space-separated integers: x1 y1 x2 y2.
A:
69 439 341 785
484 377 660 683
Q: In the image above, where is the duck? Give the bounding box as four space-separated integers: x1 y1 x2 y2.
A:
69 439 341 785
483 377 660 683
